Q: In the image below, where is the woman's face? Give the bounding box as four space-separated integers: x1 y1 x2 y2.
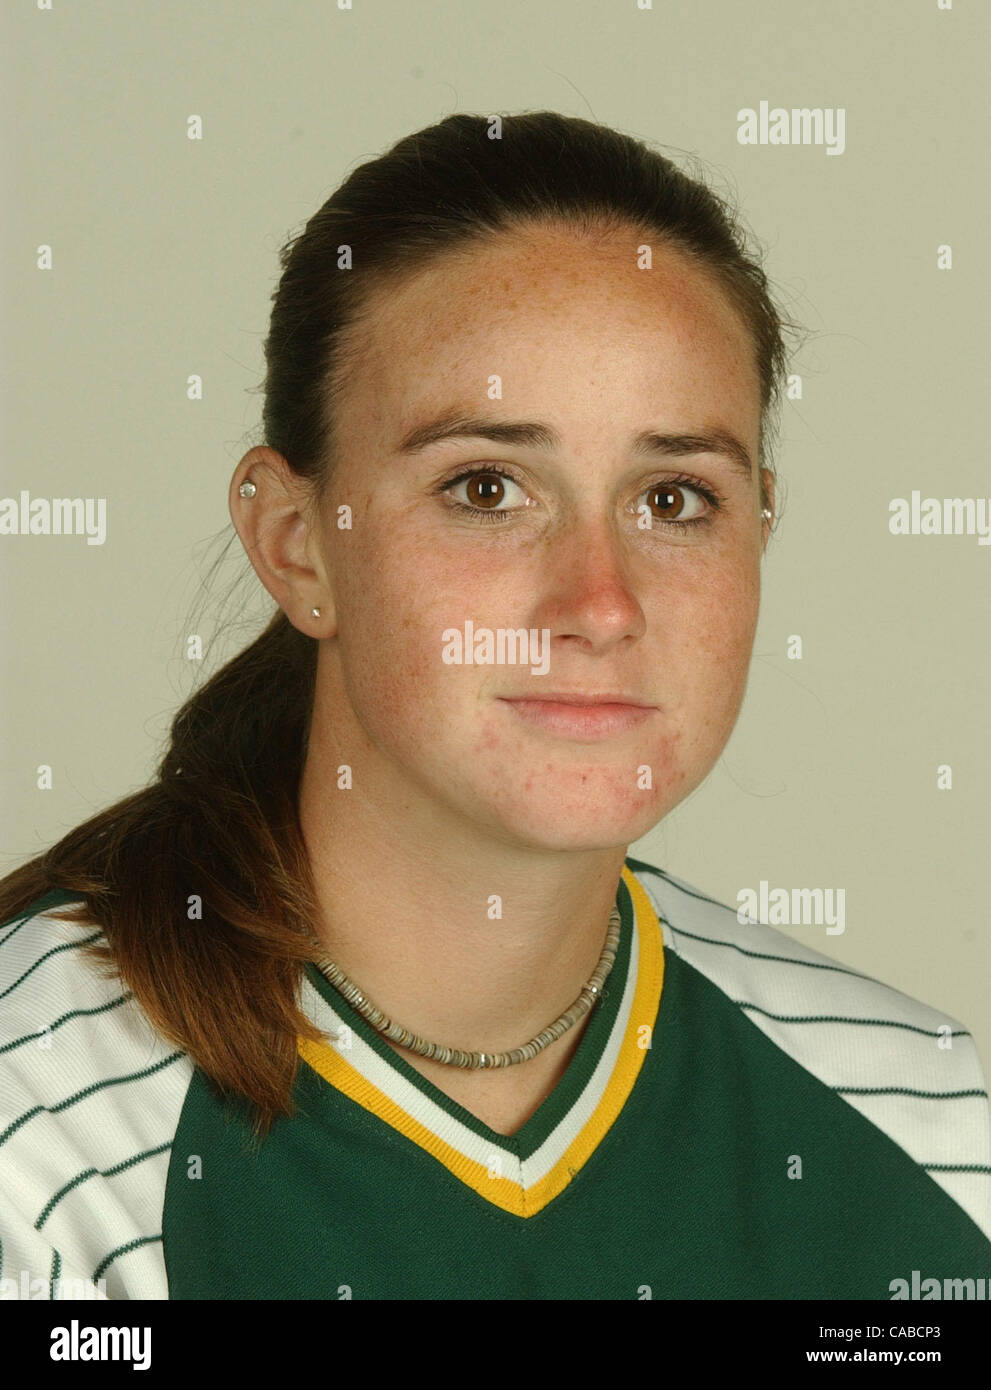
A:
311 220 771 851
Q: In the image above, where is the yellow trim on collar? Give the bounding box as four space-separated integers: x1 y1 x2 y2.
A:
298 864 664 1218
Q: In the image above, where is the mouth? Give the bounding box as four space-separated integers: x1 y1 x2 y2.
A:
496 693 657 739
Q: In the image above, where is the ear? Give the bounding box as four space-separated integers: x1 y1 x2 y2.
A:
229 446 337 636
760 468 775 550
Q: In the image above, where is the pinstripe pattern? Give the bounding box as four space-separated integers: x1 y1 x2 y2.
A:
0 899 193 1299
628 858 991 1239
2 857 988 1300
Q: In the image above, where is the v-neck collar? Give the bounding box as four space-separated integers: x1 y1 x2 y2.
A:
296 864 665 1218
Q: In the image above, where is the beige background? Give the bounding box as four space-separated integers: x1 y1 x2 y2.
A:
2 1 988 1076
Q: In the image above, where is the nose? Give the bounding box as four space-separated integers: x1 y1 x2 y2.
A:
531 513 647 653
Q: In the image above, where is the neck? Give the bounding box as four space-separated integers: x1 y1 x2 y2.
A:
297 680 628 1058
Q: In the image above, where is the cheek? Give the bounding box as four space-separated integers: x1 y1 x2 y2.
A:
332 532 466 741
668 560 760 731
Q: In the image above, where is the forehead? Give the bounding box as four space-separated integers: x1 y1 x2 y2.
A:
334 221 761 445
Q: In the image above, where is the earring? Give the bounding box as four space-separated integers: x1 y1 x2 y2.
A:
762 508 772 520
239 480 257 498
311 608 321 618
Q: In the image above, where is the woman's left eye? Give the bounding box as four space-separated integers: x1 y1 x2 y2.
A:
636 478 720 531
437 468 722 530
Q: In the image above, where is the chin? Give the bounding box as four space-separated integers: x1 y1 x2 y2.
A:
489 792 668 854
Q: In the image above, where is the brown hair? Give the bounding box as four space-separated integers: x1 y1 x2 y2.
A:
0 112 801 1137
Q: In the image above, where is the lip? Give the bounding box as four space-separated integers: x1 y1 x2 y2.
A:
499 692 654 706
497 693 657 739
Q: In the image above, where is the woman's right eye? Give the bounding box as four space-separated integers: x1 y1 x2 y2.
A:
440 469 530 522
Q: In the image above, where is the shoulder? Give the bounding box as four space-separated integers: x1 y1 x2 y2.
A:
0 891 194 1300
624 855 991 1242
625 855 985 1052
0 888 180 1072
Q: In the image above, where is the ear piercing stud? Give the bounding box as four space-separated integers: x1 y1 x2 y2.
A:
239 479 321 619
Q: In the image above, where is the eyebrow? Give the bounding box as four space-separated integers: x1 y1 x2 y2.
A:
394 412 754 481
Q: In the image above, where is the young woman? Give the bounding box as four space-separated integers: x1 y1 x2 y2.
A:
1 112 988 1301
